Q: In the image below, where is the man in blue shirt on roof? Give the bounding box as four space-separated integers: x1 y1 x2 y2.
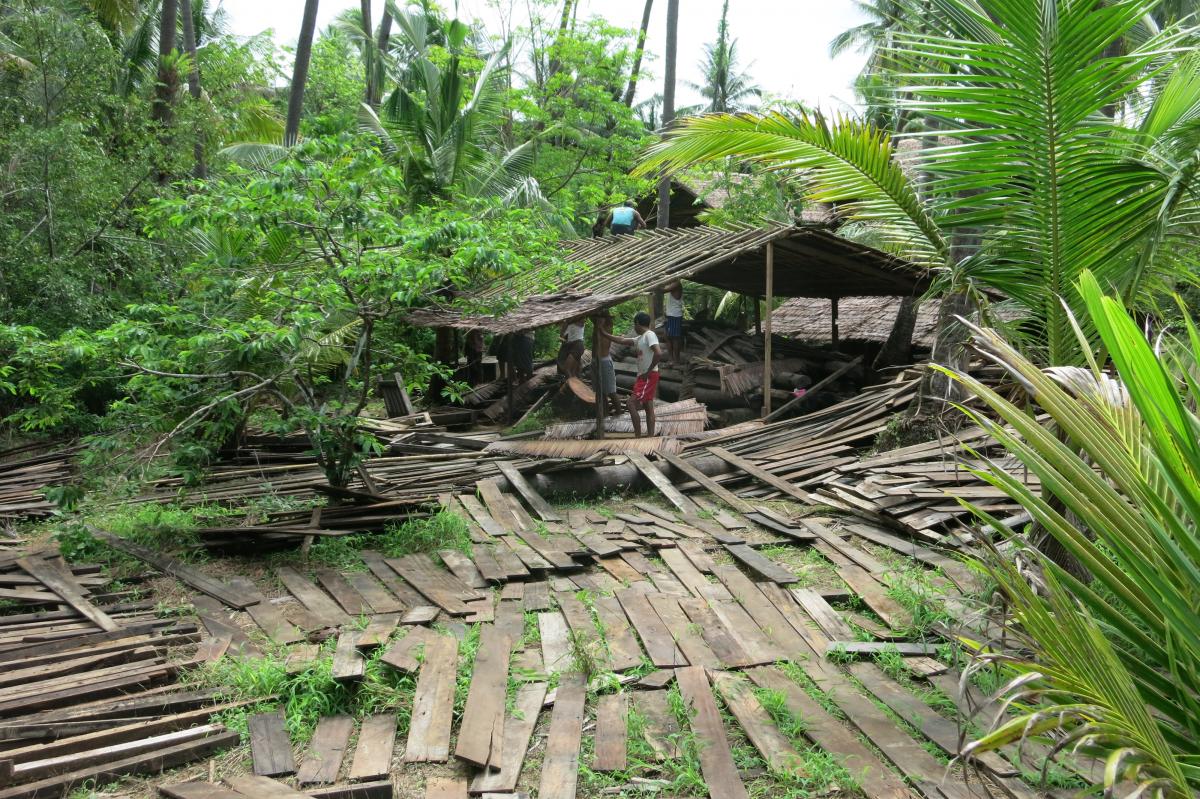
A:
607 200 645 235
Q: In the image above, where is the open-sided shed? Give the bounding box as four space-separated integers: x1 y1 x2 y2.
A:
408 222 926 424
407 223 927 334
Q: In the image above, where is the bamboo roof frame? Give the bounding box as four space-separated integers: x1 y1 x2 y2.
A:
407 223 928 334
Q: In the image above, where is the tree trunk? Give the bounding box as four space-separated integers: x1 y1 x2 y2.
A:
180 0 205 179
285 0 320 147
916 286 973 416
372 9 392 108
360 0 374 106
623 0 655 107
152 0 179 183
874 295 918 369
546 0 577 81
656 0 678 230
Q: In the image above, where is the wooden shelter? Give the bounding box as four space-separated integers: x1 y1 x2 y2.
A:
408 223 926 424
407 224 926 334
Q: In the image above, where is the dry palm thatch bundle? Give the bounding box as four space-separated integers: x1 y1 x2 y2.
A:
484 437 684 458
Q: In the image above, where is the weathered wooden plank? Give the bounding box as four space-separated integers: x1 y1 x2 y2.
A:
17 558 117 632
11 724 225 781
723 543 799 584
632 689 680 760
458 493 506 537
227 578 304 645
707 447 818 505
697 593 783 665
315 570 371 617
675 666 749 799
496 462 562 522
224 775 310 799
626 453 700 514
470 682 547 794
359 550 426 608
0 729 240 799
471 547 505 584
646 592 721 668
158 782 243 799
356 614 399 650
848 662 1017 779
388 554 479 616
538 611 573 675
88 529 257 609
758 582 830 654
826 641 939 657
592 693 627 772
657 548 711 599
404 634 458 763
675 597 757 668
296 716 353 785
791 587 856 641
330 632 365 683
746 665 910 799
711 566 813 660
592 595 644 672
380 627 435 673
677 540 718 574
711 670 804 774
275 567 350 628
615 590 685 667
438 550 487 590
347 715 396 781
248 710 295 777
660 452 755 514
537 672 586 799
554 592 608 672
454 625 512 769
345 572 402 614
830 557 913 631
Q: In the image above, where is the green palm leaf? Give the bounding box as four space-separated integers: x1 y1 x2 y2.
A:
638 111 946 266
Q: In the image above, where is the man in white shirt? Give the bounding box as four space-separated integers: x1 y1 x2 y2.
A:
664 280 684 363
557 317 585 378
600 311 662 437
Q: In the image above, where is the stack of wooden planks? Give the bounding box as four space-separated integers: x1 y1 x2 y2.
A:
0 544 241 799
0 446 77 524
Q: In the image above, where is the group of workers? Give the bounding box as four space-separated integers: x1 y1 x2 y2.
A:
462 200 681 437
554 281 684 438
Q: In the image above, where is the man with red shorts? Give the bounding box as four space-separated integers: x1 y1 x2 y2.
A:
601 311 662 437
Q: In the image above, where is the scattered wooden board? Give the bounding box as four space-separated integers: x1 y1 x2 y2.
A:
248 710 295 777
454 625 512 769
496 462 562 522
537 672 586 799
674 666 749 799
296 716 353 785
592 693 627 772
470 682 547 794
347 715 396 781
404 635 458 763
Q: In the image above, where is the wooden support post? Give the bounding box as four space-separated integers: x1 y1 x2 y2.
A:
593 320 606 440
831 297 840 346
762 242 774 418
753 298 761 335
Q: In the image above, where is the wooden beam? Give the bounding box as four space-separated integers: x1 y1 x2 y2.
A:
762 241 774 417
592 319 605 440
831 296 839 346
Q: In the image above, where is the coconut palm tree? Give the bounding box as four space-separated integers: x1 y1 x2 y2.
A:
285 0 320 147
623 0 654 107
640 0 1200 378
687 0 759 114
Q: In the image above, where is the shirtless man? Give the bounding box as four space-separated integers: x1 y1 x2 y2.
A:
594 312 621 415
600 311 662 437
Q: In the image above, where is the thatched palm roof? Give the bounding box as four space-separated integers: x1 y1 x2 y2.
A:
408 224 927 334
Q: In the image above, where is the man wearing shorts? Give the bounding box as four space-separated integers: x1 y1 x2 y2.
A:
601 311 662 437
594 312 621 415
664 280 685 363
557 317 585 378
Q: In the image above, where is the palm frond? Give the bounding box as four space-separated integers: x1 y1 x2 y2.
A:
638 111 946 266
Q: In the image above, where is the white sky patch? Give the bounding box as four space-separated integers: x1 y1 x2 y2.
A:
222 0 869 113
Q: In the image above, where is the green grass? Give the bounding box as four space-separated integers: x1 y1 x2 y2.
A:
195 636 416 743
299 509 473 569
508 406 556 435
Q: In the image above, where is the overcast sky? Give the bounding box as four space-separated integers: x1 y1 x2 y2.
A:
224 1 870 113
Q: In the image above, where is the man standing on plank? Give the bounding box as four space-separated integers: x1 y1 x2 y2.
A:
594 311 621 415
663 280 685 363
600 311 662 437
